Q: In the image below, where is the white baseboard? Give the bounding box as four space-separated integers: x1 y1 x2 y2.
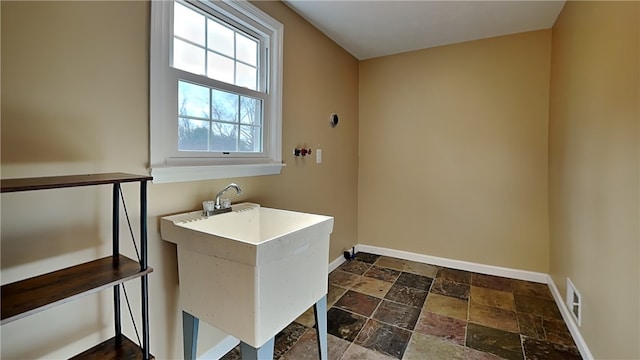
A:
546 275 594 360
356 244 548 283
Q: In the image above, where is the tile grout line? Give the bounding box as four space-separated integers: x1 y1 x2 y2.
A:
371 258 424 360
465 278 471 350
333 268 422 328
338 257 435 359
338 260 432 311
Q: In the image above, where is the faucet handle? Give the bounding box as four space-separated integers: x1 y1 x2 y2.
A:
203 200 216 216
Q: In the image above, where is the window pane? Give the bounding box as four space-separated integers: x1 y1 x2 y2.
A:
178 118 209 151
236 63 257 90
207 52 234 84
239 125 262 152
211 122 238 151
211 89 238 122
239 96 262 125
236 33 257 66
174 39 205 75
178 81 210 118
207 19 234 57
174 2 205 46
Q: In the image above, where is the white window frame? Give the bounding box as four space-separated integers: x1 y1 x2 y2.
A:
150 0 284 183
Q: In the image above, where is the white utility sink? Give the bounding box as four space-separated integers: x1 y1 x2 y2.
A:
161 203 334 348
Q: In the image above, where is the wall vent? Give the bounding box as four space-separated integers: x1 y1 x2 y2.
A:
566 278 582 326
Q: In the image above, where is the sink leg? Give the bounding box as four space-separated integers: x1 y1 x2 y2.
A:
240 337 275 360
182 311 199 360
313 295 328 360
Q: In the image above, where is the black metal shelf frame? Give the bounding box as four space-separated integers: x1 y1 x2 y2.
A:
112 179 151 359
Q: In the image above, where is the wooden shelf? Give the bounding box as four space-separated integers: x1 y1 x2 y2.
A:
69 335 154 360
1 255 153 325
1 173 153 358
1 173 153 193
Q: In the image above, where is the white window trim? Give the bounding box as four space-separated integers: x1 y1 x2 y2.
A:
149 0 284 184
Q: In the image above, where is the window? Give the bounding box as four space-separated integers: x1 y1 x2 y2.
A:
150 0 284 183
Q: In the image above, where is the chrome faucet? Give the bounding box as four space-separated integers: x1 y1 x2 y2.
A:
215 183 243 210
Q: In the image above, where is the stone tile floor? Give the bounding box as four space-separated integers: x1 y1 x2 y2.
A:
222 253 582 360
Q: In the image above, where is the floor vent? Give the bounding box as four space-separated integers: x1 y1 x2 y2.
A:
566 278 582 326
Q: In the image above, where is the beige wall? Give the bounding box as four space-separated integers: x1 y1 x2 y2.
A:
548 1 640 358
1 1 359 358
358 30 552 272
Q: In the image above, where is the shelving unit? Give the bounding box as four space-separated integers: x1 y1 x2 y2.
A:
1 173 154 359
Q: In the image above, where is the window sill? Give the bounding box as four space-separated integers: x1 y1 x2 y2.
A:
150 163 285 184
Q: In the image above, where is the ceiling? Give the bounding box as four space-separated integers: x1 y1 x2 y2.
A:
283 1 566 60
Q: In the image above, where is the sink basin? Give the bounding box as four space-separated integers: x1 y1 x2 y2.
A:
161 203 334 347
